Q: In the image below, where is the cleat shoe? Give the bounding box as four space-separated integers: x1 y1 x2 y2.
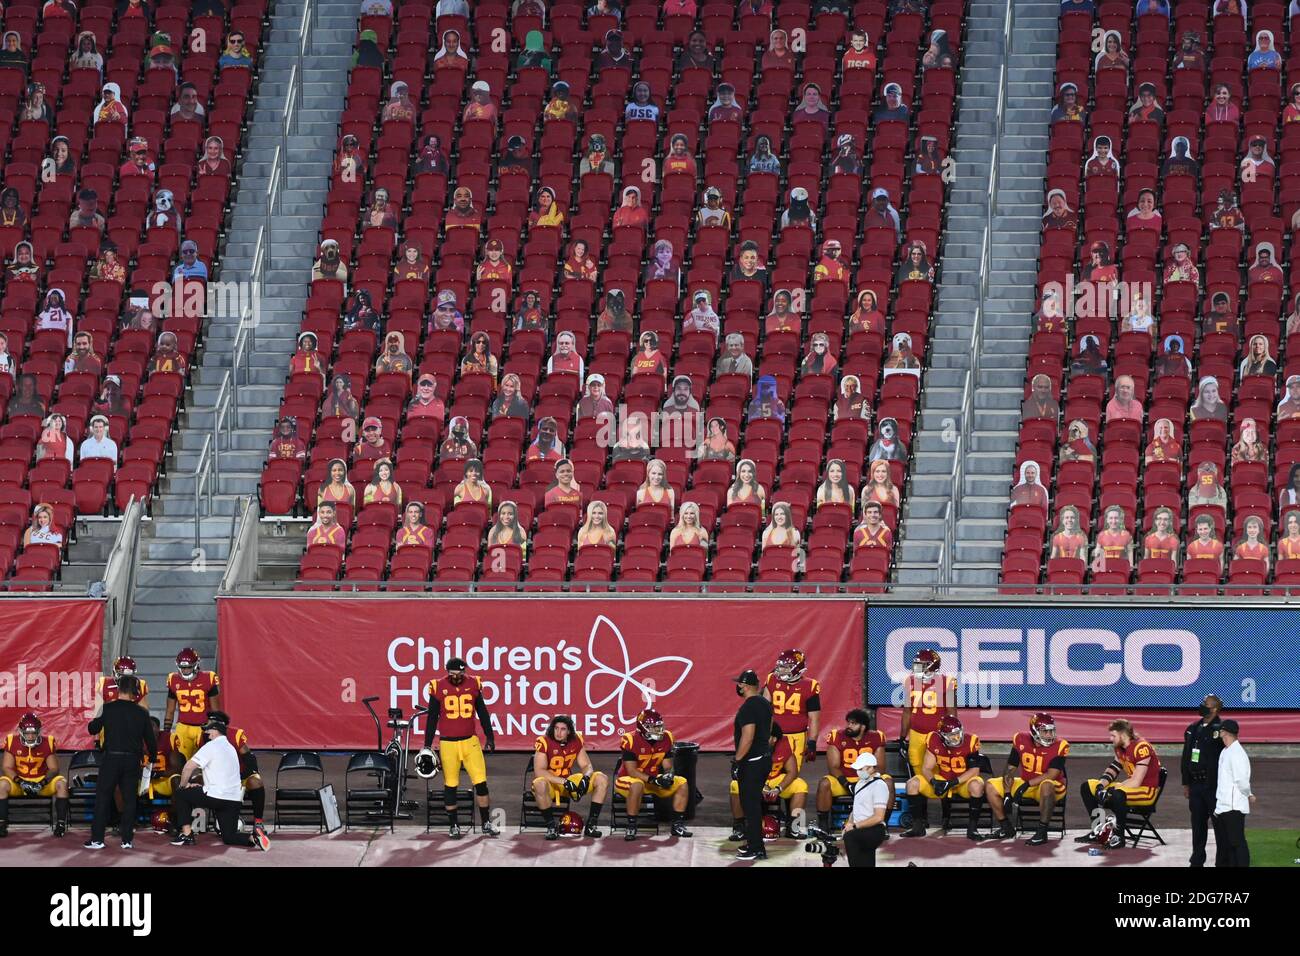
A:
735 846 767 861
671 821 693 838
584 824 603 839
966 829 986 842
120 841 133 850
900 824 926 838
1025 829 1050 847
480 821 501 837
997 821 1016 839
624 824 639 841
447 824 464 840
52 822 66 838
251 825 270 851
727 825 745 842
1106 831 1124 849
545 822 560 841
170 832 195 846
1074 831 1098 844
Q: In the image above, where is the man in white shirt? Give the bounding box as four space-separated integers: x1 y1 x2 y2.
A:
170 711 269 850
842 752 891 867
78 415 118 468
1212 719 1253 867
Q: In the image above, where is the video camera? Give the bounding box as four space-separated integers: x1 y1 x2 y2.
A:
804 825 840 867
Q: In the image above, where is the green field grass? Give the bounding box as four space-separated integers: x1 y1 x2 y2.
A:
1246 829 1300 867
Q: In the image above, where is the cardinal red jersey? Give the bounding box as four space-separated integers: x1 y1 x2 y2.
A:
662 154 695 176
145 730 172 774
1096 529 1132 560
425 675 486 739
926 731 981 781
1116 737 1162 789
763 673 821 734
619 730 674 776
905 674 957 734
767 737 797 783
100 675 150 703
535 732 584 778
4 733 55 780
227 726 257 777
823 728 886 781
167 670 219 726
1009 731 1070 784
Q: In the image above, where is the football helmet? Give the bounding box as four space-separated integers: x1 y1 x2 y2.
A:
113 656 137 677
175 648 200 679
559 811 584 835
774 649 807 683
414 748 441 779
762 814 781 840
151 810 171 833
18 712 41 747
636 709 665 742
1030 712 1056 747
912 648 941 678
938 714 963 748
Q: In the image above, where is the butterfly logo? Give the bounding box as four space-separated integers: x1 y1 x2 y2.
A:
584 614 693 725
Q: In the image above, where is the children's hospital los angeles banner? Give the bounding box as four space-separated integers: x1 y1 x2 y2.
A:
217 597 864 750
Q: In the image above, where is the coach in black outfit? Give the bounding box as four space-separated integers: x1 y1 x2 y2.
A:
1181 694 1224 867
85 675 156 850
732 670 774 861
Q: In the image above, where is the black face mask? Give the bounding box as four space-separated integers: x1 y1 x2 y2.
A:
735 685 746 698
1200 705 1214 719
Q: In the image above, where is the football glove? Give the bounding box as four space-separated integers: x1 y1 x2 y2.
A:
577 775 592 798
762 787 780 801
1013 781 1031 802
484 737 496 753
730 761 741 781
932 778 952 797
414 748 440 779
804 740 817 761
653 771 675 789
20 779 42 797
563 778 581 798
836 775 851 795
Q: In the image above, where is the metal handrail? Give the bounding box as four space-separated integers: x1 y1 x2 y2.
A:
192 433 215 550
265 144 281 269
229 578 1300 602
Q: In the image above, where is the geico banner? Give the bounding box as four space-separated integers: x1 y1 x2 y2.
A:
218 597 864 749
0 600 104 747
868 605 1296 709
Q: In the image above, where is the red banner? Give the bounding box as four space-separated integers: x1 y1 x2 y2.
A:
218 597 864 750
0 600 104 748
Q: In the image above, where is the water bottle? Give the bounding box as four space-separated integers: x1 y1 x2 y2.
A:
1088 847 1101 857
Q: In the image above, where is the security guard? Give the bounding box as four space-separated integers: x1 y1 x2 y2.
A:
1181 694 1224 867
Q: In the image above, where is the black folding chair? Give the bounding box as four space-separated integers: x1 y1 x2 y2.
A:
1123 767 1169 847
273 750 326 832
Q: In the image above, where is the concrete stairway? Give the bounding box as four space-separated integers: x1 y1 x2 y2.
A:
894 0 1004 586
125 0 356 698
951 0 1058 586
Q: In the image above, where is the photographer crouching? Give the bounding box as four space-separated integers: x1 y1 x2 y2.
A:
840 751 891 866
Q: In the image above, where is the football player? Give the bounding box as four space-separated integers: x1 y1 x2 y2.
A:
899 648 957 832
816 709 889 834
164 647 220 761
127 716 180 820
902 715 986 841
99 656 150 708
730 720 808 840
0 713 69 837
762 648 822 768
532 715 608 840
1076 718 1163 850
615 709 692 840
225 721 266 831
986 712 1069 845
418 657 501 838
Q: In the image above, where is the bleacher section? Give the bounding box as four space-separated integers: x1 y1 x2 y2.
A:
1005 0 1300 594
0 0 267 588
260 0 967 592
